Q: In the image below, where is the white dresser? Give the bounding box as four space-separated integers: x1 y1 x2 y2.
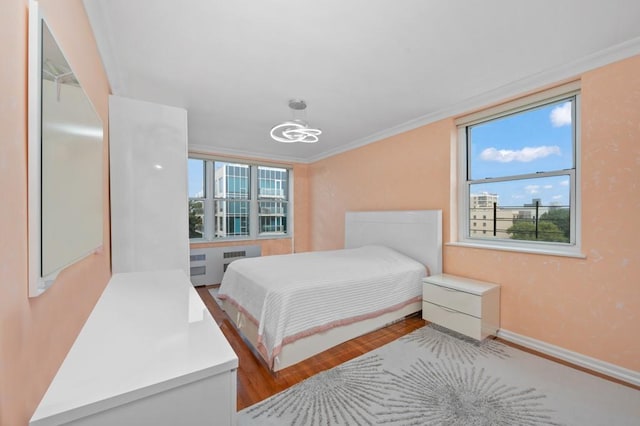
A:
422 274 500 340
30 270 238 426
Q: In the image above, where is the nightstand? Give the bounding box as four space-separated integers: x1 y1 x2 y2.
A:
422 274 500 340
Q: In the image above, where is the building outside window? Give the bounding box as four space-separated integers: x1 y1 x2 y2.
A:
188 159 290 241
213 162 250 237
257 166 288 234
457 82 581 255
188 159 205 239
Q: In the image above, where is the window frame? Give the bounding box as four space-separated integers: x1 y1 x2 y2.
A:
256 165 290 236
188 157 293 242
187 159 207 240
213 161 251 239
454 82 584 258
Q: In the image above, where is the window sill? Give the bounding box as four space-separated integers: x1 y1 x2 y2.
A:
446 241 586 259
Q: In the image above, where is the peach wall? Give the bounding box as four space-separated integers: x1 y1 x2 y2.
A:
309 119 452 250
292 163 311 252
0 0 111 424
308 55 640 372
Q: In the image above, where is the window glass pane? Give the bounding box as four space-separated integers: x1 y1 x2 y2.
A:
258 166 288 199
259 201 287 234
188 159 205 198
214 162 249 199
469 175 571 242
214 200 249 238
468 98 574 180
188 199 204 239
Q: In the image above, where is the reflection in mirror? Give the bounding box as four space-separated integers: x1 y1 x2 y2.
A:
28 1 103 296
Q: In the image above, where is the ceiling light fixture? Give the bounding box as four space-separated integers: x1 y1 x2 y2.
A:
270 99 321 143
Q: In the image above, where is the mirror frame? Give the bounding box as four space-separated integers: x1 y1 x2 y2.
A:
28 0 45 296
28 0 104 296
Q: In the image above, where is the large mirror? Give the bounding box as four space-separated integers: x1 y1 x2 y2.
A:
28 1 103 296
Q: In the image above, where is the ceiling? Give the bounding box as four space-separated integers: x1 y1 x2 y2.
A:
82 0 640 164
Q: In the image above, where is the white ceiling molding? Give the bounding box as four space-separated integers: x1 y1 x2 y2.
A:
188 144 308 165
306 35 640 164
82 0 125 95
83 1 640 164
183 35 640 165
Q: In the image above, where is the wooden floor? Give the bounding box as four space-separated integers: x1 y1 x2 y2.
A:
196 285 639 411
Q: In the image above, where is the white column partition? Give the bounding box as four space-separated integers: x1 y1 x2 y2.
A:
108 95 190 275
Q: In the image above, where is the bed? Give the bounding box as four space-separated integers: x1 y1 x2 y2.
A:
217 210 442 371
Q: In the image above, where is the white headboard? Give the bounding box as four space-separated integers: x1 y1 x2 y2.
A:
345 210 442 275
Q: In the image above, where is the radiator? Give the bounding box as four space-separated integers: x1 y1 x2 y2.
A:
189 245 261 286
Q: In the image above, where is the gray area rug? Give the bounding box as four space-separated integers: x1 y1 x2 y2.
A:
237 324 639 425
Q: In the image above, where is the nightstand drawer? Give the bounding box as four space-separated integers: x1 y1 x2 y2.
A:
422 301 483 340
422 282 481 317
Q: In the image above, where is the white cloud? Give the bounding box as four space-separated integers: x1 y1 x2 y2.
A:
543 184 553 189
552 195 563 200
525 185 540 194
559 179 569 186
479 146 561 163
550 102 572 127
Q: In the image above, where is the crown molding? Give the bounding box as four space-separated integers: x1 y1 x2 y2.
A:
82 0 125 95
188 144 307 165
307 36 640 164
114 33 640 166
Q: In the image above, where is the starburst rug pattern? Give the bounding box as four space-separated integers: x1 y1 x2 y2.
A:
237 325 639 425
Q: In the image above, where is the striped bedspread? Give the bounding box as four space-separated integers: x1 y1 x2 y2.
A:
217 245 427 367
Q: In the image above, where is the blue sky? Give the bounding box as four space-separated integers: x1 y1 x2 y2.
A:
469 99 574 207
188 159 205 198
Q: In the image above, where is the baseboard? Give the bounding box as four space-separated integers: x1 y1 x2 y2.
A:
497 328 640 387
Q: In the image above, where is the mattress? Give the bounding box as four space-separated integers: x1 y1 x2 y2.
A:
217 245 427 367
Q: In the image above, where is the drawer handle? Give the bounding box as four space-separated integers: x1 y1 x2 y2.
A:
439 286 459 292
437 305 460 314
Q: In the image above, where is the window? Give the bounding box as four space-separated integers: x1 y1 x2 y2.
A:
456 82 581 256
188 159 205 239
188 159 291 240
257 166 289 234
214 162 250 237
